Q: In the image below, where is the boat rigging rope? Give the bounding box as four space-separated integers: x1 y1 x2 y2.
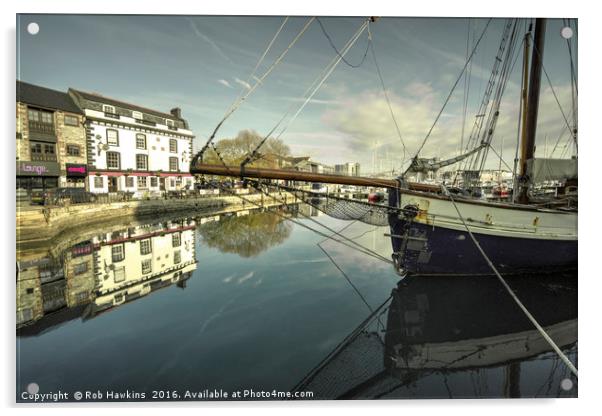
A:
368 24 408 170
231 16 289 105
318 244 376 314
460 18 474 160
441 184 578 378
531 41 577 150
192 17 315 166
410 18 492 164
242 19 371 168
473 21 522 173
316 17 371 68
292 293 393 392
207 141 393 264
563 18 578 144
251 180 392 264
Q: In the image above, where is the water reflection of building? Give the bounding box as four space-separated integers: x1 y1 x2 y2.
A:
17 219 198 332
297 201 322 218
87 220 196 317
294 274 577 399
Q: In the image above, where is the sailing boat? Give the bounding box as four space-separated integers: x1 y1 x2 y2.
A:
191 18 577 277
386 18 577 276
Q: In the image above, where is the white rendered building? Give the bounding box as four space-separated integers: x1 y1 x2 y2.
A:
91 220 197 311
69 89 195 197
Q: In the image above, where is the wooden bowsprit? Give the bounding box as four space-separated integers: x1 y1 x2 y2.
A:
190 163 440 193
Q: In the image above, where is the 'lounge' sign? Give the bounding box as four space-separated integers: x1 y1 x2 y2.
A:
17 161 60 177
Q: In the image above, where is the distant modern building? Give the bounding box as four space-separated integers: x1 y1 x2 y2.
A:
335 162 360 176
293 158 334 174
16 81 88 195
68 89 195 196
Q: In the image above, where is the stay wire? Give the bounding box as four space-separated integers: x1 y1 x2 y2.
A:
232 16 290 105
253 181 392 264
207 143 392 264
531 41 577 150
316 17 371 68
442 184 578 378
368 24 408 168
193 17 315 164
411 18 493 161
243 19 370 167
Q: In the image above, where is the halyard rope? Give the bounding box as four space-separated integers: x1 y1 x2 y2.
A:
442 184 578 378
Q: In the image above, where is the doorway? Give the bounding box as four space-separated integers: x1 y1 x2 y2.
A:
108 177 118 192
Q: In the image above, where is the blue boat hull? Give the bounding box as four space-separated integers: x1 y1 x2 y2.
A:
387 191 578 276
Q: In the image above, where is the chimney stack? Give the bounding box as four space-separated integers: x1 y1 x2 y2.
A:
170 107 182 119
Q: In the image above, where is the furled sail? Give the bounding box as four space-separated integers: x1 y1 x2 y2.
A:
404 144 487 174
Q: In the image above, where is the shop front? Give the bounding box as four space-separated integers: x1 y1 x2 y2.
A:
16 161 60 195
64 163 88 188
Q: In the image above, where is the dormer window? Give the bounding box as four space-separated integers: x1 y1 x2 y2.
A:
103 105 116 114
166 119 174 127
133 111 143 120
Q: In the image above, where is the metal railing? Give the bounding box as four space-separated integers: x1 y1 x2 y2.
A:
36 187 259 207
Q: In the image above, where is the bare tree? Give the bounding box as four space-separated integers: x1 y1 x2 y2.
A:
201 129 291 168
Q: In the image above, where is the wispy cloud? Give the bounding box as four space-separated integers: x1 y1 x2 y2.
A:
237 271 255 284
187 17 235 65
234 77 252 90
279 96 343 106
218 79 233 88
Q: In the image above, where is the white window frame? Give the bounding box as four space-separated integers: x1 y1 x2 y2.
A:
106 151 121 170
106 129 119 146
103 105 116 114
140 239 152 255
166 119 174 127
172 232 181 247
169 157 179 172
136 154 148 171
94 176 104 189
136 133 146 149
111 244 125 263
114 267 126 283
132 111 143 120
141 259 152 275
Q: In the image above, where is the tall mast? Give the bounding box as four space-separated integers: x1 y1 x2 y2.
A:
518 18 546 204
514 25 531 202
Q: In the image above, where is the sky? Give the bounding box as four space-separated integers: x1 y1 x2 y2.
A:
16 15 577 173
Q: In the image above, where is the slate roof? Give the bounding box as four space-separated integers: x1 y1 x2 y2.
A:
69 88 182 122
17 81 83 114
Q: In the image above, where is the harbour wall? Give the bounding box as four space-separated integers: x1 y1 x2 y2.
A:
16 191 296 247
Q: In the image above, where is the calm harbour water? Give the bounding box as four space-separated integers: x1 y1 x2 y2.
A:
16 203 577 401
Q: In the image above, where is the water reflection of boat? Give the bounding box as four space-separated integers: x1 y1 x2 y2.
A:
294 272 577 399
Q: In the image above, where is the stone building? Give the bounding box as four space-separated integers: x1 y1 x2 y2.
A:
16 81 88 195
68 89 195 197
